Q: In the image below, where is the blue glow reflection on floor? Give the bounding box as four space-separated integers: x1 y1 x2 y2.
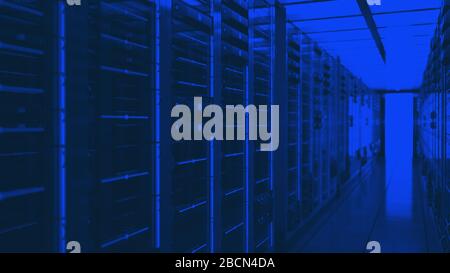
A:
385 94 414 219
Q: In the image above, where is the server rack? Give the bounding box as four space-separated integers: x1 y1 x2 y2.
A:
441 1 450 251
349 76 362 176
321 52 331 201
0 0 58 252
168 0 212 253
327 55 339 196
338 64 351 186
300 34 314 219
217 0 250 253
82 0 155 252
358 86 369 166
311 43 323 210
286 24 301 234
369 93 381 158
251 0 275 252
283 26 381 243
416 0 450 251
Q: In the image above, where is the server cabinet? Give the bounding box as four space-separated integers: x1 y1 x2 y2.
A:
64 0 155 252
349 77 376 175
168 0 213 253
218 0 250 252
89 0 154 252
251 0 277 252
441 1 450 250
416 0 450 251
320 52 331 201
286 25 301 234
348 75 361 177
369 94 381 158
327 55 339 196
300 35 314 219
311 43 323 210
0 0 59 252
337 64 350 186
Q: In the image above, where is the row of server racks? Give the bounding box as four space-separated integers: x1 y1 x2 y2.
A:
415 0 450 251
0 0 381 252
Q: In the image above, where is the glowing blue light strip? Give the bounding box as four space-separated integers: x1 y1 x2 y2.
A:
100 115 149 120
224 187 244 197
192 243 207 253
102 1 148 22
297 49 302 201
245 63 250 253
155 0 161 249
256 177 270 185
57 0 66 253
209 3 215 253
0 0 44 16
256 236 269 249
269 6 275 249
100 171 149 184
100 65 148 77
178 200 207 214
100 33 149 49
0 127 44 134
0 41 44 55
224 152 244 158
0 85 43 94
0 222 38 236
176 157 208 166
0 187 44 201
225 222 244 235
101 227 150 248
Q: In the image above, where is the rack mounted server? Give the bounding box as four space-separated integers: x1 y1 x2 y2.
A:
0 0 60 252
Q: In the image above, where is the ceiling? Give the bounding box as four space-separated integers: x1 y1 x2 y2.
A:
280 0 442 90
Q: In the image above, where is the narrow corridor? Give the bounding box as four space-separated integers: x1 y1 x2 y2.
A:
291 94 443 253
291 159 442 253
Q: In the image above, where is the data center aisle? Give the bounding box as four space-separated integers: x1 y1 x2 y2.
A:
291 94 442 253
366 94 438 253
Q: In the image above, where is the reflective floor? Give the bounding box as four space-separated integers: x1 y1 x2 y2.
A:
290 159 442 253
291 94 442 253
